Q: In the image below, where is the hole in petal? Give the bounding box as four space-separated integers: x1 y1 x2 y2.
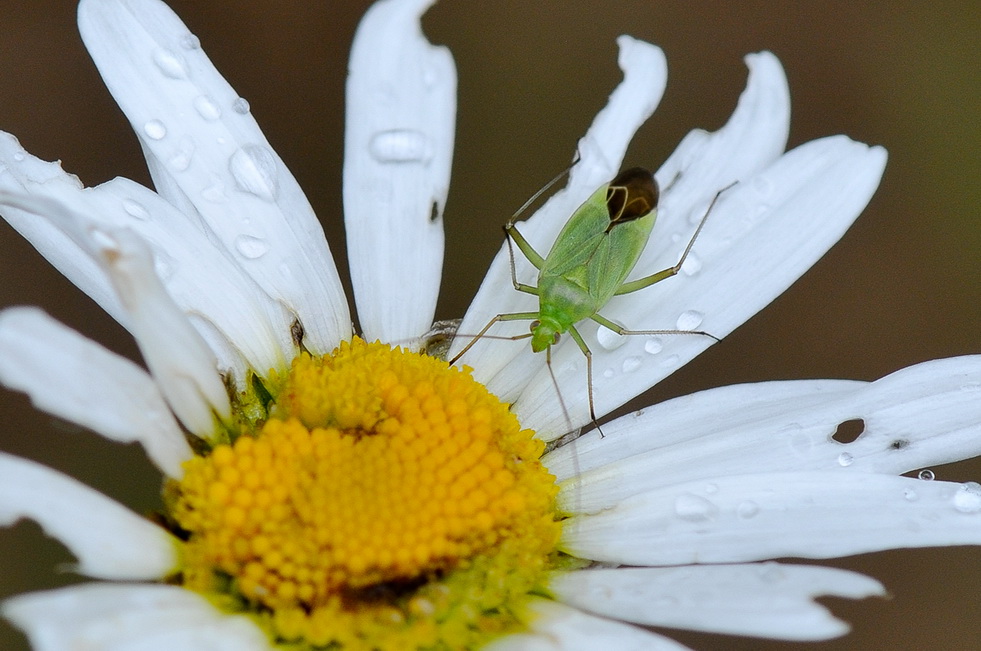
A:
831 418 865 444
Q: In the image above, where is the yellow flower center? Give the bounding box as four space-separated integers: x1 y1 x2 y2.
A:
169 338 562 649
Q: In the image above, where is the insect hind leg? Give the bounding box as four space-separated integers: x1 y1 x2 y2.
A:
590 313 720 342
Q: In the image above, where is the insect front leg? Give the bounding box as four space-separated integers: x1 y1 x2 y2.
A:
449 311 540 366
503 223 545 292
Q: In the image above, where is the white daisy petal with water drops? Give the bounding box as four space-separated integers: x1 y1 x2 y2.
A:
2 0 981 650
78 0 351 355
344 0 455 345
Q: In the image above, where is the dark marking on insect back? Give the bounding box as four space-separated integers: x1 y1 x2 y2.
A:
605 167 658 231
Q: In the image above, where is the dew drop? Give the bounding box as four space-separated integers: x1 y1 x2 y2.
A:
674 493 719 522
193 95 222 121
152 48 187 79
737 500 760 519
643 337 663 355
229 145 279 201
234 234 269 259
602 367 614 379
621 356 642 373
201 178 226 203
596 326 627 351
676 309 704 331
179 33 201 50
952 482 981 513
143 120 167 140
659 354 680 369
167 136 196 172
680 251 702 276
368 129 433 164
232 97 251 114
752 175 774 197
422 64 439 88
154 256 175 282
122 198 149 220
837 452 854 467
960 382 981 393
12 151 24 162
918 469 935 481
903 488 919 502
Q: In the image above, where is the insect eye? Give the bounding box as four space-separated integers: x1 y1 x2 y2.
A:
552 332 561 345
529 320 541 333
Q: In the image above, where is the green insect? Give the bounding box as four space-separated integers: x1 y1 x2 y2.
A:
451 167 727 433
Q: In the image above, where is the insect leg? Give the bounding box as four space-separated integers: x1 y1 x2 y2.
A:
565 324 606 437
590 313 720 342
448 311 540 366
613 182 735 296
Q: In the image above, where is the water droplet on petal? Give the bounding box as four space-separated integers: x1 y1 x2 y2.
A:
143 120 167 140
179 33 201 50
659 354 680 369
234 234 269 259
168 136 196 172
903 488 919 502
368 129 433 164
960 382 981 393
202 178 227 203
953 482 981 513
621 356 642 373
422 65 439 88
674 493 718 522
12 151 25 162
837 452 854 467
193 95 222 121
122 198 149 220
737 500 760 519
676 310 704 330
918 469 935 481
643 337 663 355
680 251 702 276
596 326 627 351
232 97 251 114
229 145 279 202
602 367 614 379
752 175 774 197
152 48 187 79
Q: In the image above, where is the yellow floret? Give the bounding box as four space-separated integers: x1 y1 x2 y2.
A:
171 338 561 649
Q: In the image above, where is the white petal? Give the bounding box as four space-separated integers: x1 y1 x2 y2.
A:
518 135 887 437
0 132 126 325
549 355 981 513
3 583 271 651
0 307 191 478
344 0 455 345
655 51 790 220
0 192 230 436
452 38 668 423
97 227 232 435
484 598 692 651
563 471 981 565
0 136 296 382
78 0 350 354
551 563 885 641
0 453 179 579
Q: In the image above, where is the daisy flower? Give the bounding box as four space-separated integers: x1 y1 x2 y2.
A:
2 0 981 649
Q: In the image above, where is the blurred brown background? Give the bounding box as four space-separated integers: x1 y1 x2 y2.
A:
1 1 979 649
